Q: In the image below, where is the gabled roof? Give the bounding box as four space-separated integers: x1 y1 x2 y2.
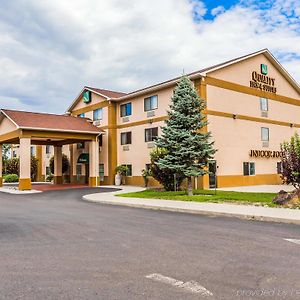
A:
1 109 102 134
67 86 127 112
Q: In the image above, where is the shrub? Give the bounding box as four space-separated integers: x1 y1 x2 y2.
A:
46 174 54 182
150 148 185 191
4 174 19 183
4 156 38 181
49 154 69 174
141 168 152 187
115 165 129 176
281 133 300 189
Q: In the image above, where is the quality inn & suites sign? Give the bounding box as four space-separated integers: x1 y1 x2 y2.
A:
249 64 277 94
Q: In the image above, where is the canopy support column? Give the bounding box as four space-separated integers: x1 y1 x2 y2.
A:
89 139 99 187
54 146 63 184
19 137 31 190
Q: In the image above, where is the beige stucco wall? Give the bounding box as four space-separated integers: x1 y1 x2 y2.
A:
207 85 300 124
116 86 174 124
117 122 164 176
207 115 297 176
208 53 300 99
72 92 107 112
0 118 17 135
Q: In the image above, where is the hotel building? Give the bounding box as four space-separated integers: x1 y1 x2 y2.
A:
1 49 300 190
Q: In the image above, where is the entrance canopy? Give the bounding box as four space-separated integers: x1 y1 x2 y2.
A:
0 109 103 190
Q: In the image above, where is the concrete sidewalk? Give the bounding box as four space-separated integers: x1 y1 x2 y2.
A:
83 186 300 225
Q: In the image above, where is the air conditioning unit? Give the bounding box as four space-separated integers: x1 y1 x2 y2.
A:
123 145 130 151
122 117 130 123
147 110 155 118
262 141 269 148
261 111 268 118
147 142 156 148
93 120 101 126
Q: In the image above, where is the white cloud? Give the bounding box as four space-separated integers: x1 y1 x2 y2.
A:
211 6 225 16
0 0 300 114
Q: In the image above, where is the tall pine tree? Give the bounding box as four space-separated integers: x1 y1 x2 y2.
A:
156 75 216 195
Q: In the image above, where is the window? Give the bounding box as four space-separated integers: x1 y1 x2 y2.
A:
93 108 103 121
46 145 51 154
78 113 85 118
46 166 51 175
77 142 85 149
13 150 16 158
120 102 132 117
76 164 82 176
277 162 283 174
145 127 158 142
261 127 269 141
121 132 132 145
122 164 132 176
99 135 103 147
243 162 255 176
146 163 151 170
31 146 35 156
99 164 105 181
144 95 158 111
260 98 268 111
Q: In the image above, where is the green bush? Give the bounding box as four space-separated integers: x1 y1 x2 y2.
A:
49 154 69 174
46 174 54 182
4 174 19 183
150 148 185 191
4 156 38 181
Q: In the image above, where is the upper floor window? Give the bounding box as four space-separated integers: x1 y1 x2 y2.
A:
121 132 132 145
120 102 132 117
78 113 85 118
260 98 268 111
145 127 158 142
93 108 103 121
261 127 269 141
144 95 158 111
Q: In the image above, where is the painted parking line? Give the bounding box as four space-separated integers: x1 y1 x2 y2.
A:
146 273 213 296
284 238 300 245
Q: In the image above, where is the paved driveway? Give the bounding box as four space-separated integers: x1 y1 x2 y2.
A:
0 188 300 299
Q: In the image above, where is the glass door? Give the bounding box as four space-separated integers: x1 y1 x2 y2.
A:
208 160 217 189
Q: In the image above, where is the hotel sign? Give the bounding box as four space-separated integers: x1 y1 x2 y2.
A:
249 150 282 158
250 64 277 94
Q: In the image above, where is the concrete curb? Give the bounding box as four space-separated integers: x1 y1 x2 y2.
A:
82 192 300 225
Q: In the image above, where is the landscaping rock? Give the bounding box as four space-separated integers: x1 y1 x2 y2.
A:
273 189 300 208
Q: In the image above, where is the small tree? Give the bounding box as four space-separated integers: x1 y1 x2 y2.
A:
280 133 300 189
4 156 38 180
49 154 70 174
150 148 185 191
156 75 216 195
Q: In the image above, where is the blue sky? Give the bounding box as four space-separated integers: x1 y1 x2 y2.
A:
0 0 300 113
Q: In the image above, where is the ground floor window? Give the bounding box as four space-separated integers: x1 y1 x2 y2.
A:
76 164 82 177
99 164 104 181
243 162 255 176
122 164 132 176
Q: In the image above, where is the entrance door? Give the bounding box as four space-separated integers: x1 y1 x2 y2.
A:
85 164 89 184
208 160 217 189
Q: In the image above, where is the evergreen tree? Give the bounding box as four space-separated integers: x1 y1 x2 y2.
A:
156 75 216 195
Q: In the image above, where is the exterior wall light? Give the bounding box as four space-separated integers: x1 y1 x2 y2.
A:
233 114 237 119
290 123 294 128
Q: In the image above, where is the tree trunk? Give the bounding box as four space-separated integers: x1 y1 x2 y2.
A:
187 176 193 196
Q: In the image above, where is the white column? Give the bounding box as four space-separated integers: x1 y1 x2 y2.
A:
19 137 31 190
89 139 99 186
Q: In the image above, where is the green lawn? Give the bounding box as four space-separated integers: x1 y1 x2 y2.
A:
117 189 278 207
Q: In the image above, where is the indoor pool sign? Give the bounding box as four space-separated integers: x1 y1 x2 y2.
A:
250 64 277 94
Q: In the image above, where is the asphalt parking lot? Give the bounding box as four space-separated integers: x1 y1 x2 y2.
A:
0 188 300 299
